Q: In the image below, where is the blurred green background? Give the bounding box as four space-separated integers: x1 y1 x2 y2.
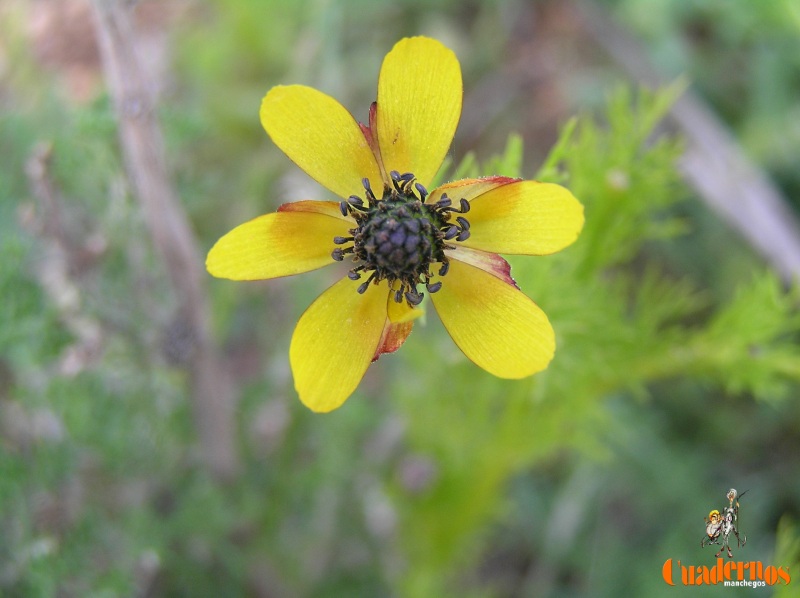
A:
2 0 800 596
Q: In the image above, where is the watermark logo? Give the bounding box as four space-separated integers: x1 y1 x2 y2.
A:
701 488 747 559
662 558 790 587
661 488 792 588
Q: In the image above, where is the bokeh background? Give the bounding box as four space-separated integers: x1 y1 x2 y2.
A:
2 0 800 596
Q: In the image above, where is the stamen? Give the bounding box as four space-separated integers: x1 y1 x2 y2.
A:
426 281 442 293
330 171 471 306
405 290 423 306
362 178 377 203
357 271 378 294
435 196 452 209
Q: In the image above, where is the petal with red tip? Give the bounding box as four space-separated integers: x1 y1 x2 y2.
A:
372 319 413 362
373 286 424 361
278 200 352 221
445 246 518 289
427 176 519 205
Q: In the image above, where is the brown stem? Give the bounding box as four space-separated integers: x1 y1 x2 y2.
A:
462 1 800 283
91 0 239 480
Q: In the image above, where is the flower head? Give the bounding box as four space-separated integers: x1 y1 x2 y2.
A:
206 37 584 412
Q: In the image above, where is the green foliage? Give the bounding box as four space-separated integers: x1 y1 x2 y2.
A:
553 82 689 274
385 84 800 596
772 518 800 598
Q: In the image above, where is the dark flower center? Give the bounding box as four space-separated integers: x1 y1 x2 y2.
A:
332 171 471 306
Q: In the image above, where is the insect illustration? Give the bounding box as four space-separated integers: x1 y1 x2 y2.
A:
701 488 748 558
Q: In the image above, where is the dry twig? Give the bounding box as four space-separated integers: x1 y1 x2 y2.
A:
576 0 800 282
24 143 104 377
91 0 239 479
462 1 800 282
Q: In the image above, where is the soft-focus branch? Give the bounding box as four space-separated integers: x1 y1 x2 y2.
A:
462 1 800 282
91 0 239 480
25 143 104 379
576 0 800 283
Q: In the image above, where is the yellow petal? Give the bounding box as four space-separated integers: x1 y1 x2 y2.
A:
459 180 584 255
445 246 517 288
261 85 382 199
206 208 350 280
376 37 462 188
430 259 555 378
290 277 388 412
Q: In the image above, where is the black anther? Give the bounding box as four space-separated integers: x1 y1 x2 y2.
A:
426 281 442 293
436 196 452 209
444 226 459 240
405 291 423 306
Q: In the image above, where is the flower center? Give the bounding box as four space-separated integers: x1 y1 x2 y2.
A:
332 171 471 306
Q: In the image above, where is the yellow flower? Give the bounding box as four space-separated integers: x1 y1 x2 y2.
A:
206 37 584 413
